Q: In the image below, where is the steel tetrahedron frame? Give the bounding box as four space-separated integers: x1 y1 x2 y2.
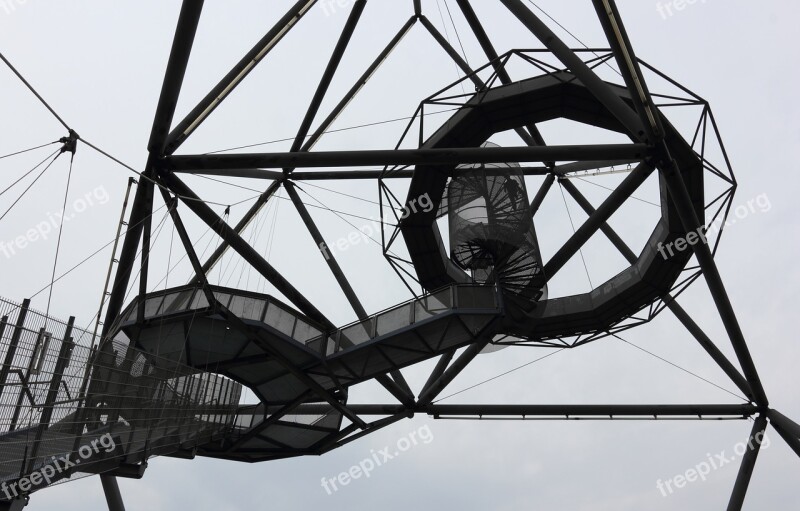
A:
3 1 798 510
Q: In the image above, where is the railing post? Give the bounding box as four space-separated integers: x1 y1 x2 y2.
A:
10 324 49 431
27 317 75 471
0 299 31 398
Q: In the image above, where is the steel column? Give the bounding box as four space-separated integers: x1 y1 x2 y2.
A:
454 0 545 149
768 409 800 458
147 0 205 154
100 474 126 511
302 16 417 154
660 159 768 405
165 0 318 154
590 0 662 138
726 415 768 511
420 349 455 396
288 0 367 156
499 0 646 141
284 180 368 318
419 14 483 90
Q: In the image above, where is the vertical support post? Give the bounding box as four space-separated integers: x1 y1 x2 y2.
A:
100 474 126 511
0 315 8 350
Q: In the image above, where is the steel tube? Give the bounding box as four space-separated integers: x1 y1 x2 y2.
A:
166 144 651 171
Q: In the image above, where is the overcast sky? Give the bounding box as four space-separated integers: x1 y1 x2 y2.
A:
1 1 799 510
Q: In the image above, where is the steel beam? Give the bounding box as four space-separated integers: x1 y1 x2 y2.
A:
161 189 365 429
542 163 653 280
165 144 651 171
174 168 285 180
283 181 414 403
420 349 455 396
147 0 205 154
292 403 758 417
288 0 367 156
416 337 492 406
454 0 546 149
175 165 556 180
660 159 769 405
590 0 662 139
165 0 317 154
100 474 126 511
284 181 367 318
529 173 555 215
317 412 409 454
499 0 646 141
160 171 334 329
419 14 483 90
428 403 758 418
558 177 754 400
300 16 416 155
768 409 800 458
192 180 282 284
726 415 768 511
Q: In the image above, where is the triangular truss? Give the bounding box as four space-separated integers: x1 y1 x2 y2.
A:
1 1 798 510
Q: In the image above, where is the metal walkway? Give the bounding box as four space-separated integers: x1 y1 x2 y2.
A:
112 283 502 461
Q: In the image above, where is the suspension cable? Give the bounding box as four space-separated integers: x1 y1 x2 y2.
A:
0 140 59 160
44 151 76 321
0 150 62 223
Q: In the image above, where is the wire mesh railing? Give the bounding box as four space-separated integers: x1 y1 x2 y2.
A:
0 296 242 498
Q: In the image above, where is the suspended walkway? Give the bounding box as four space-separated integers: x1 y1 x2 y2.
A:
111 283 502 461
0 297 241 501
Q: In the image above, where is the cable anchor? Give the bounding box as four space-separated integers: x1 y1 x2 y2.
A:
59 129 79 154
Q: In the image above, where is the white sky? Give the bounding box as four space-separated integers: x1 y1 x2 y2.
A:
1 1 799 509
